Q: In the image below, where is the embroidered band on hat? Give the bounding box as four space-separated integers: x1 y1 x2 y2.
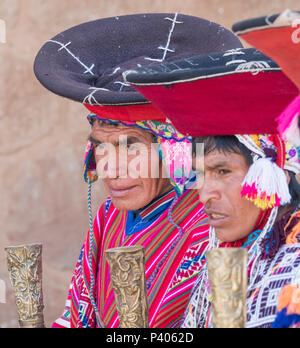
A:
125 48 299 137
232 10 300 146
34 13 242 122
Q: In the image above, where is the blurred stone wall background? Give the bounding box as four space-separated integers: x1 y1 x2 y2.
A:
0 0 299 327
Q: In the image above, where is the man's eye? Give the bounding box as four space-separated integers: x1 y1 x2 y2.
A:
218 169 230 175
95 143 107 152
129 143 139 150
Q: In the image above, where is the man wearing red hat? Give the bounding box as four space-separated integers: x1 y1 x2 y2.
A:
34 13 242 328
183 134 300 328
126 47 300 327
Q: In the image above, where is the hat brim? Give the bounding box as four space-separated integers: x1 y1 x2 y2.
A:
233 11 300 90
125 49 299 137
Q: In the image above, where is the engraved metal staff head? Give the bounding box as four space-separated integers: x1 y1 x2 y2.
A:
5 243 45 328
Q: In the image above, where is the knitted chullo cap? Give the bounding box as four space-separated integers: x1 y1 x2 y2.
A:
232 9 300 146
33 13 242 123
124 48 300 210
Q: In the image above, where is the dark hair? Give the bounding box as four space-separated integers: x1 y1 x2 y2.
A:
193 135 300 257
192 135 253 166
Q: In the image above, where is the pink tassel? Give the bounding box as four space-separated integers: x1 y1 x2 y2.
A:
277 95 300 146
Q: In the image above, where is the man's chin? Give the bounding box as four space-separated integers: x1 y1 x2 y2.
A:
214 227 250 244
110 196 145 212
214 228 235 243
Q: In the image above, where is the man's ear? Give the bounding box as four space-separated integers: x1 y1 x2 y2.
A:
284 170 291 185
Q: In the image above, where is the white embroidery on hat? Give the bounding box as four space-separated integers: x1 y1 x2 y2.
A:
47 39 95 75
144 13 183 63
184 57 200 66
235 61 271 75
208 55 221 62
223 49 247 68
112 12 184 92
226 59 247 66
57 41 71 51
83 87 109 105
223 48 245 56
109 67 121 76
114 81 131 91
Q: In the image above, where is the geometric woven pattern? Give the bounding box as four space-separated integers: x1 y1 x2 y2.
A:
52 190 210 328
247 243 300 328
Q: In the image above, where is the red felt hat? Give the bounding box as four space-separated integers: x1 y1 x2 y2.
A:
125 48 298 137
232 10 300 145
232 10 300 91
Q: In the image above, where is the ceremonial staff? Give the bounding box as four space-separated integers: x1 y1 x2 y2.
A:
6 243 45 328
206 248 248 328
106 245 149 328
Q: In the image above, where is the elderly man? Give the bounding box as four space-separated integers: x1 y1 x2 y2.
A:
34 13 242 328
125 48 300 327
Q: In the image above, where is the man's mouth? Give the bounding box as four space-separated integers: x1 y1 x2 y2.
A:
108 185 138 198
205 211 229 226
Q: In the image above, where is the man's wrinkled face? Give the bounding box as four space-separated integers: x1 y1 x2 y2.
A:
196 149 261 243
89 120 171 211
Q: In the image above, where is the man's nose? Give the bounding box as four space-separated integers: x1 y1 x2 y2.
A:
198 178 221 205
116 148 129 178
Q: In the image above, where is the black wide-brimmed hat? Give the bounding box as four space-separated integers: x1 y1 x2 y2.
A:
34 13 242 122
124 48 298 136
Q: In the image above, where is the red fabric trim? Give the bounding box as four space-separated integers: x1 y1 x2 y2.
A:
83 103 166 122
133 71 298 137
270 134 286 169
240 26 300 90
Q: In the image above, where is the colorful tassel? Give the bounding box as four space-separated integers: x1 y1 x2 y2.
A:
83 141 98 183
241 158 291 210
272 284 300 328
277 95 300 147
